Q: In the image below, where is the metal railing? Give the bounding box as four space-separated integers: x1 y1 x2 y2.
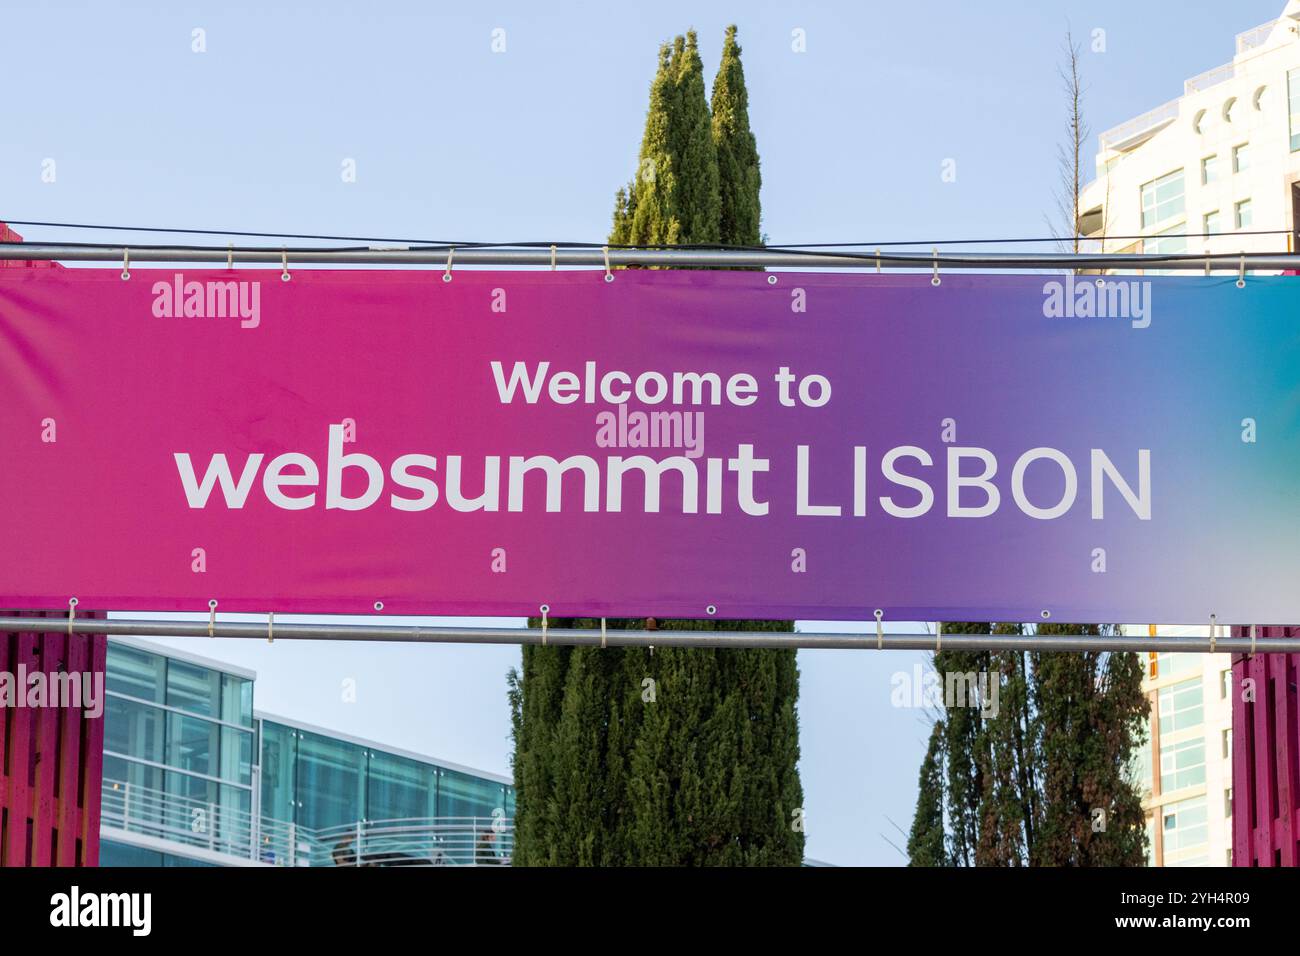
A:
1237 19 1279 55
101 777 513 866
1099 98 1180 153
1184 62 1234 95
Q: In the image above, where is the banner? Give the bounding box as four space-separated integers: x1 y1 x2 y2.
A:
1 268 1298 623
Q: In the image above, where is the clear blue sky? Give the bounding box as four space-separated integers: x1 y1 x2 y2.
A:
2 0 1281 865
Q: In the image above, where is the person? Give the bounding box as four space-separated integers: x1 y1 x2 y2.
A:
475 828 503 865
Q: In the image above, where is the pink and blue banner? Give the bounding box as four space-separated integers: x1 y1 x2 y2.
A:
1 268 1297 623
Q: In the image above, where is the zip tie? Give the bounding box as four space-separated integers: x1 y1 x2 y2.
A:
281 249 291 282
121 247 130 280
874 609 884 650
1204 256 1210 277
600 617 607 649
443 246 454 282
208 599 218 638
1249 623 1257 657
67 597 78 635
875 248 881 273
936 622 943 652
550 244 557 271
931 247 941 287
540 604 549 646
267 611 274 644
228 243 235 270
1237 254 1245 289
602 245 613 282
1209 613 1218 652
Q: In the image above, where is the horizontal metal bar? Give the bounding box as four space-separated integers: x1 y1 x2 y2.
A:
0 615 1289 653
4 242 1300 271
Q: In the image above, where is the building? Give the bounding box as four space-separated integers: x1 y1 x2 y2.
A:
1080 2 1300 261
100 636 515 866
1126 626 1235 866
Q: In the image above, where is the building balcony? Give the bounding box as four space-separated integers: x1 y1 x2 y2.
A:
100 777 514 866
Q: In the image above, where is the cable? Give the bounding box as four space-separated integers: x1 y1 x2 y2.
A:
4 216 1294 254
1 239 1291 270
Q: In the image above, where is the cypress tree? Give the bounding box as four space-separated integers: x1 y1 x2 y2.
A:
1031 624 1148 866
711 25 761 247
903 622 1149 866
512 28 802 866
907 721 948 866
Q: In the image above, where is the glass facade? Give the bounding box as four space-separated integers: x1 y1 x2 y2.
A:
1140 169 1184 228
1159 737 1206 793
1158 678 1204 736
104 642 255 853
1161 795 1209 864
260 719 514 828
102 639 515 867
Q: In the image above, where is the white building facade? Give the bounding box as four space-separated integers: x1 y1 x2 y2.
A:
1086 5 1300 868
1125 627 1235 867
1080 2 1300 265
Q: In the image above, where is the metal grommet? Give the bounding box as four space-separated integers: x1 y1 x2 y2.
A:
706 604 717 616
766 274 778 285
374 601 384 611
1040 609 1051 620
540 604 550 614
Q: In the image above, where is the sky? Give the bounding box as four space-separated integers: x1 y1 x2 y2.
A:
1 0 1284 865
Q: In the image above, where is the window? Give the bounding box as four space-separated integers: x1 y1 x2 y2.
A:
1158 678 1203 736
1233 143 1251 173
105 696 166 764
1144 223 1187 272
1155 653 1198 680
1236 199 1253 229
106 644 166 703
1289 68 1300 150
1162 795 1209 853
166 659 220 718
1204 211 1221 235
1222 728 1232 760
294 731 365 830
1220 668 1231 699
367 751 435 821
1201 155 1220 185
1141 169 1185 228
1159 737 1206 792
1225 788 1233 818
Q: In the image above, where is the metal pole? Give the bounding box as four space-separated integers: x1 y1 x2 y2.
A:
0 614 1286 653
4 242 1300 271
